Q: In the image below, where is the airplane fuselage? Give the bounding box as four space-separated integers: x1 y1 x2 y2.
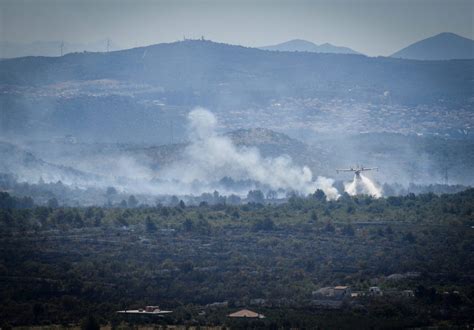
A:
336 166 378 176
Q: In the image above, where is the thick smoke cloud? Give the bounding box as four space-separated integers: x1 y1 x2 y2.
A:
1 107 342 201
160 108 340 199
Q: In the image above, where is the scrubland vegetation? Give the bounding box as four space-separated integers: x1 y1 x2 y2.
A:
1 189 473 328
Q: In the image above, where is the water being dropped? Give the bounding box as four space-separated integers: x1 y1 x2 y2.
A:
344 174 382 198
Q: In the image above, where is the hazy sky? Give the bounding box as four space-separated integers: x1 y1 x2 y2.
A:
1 0 473 56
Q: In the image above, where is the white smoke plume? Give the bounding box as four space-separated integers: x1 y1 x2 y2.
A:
160 108 340 199
344 173 382 198
4 108 341 200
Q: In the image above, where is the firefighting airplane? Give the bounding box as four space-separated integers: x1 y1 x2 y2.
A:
336 165 378 178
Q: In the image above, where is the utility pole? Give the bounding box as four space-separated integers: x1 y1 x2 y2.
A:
443 151 449 185
169 119 174 144
60 41 64 56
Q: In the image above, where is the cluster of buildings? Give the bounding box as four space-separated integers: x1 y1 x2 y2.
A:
117 305 266 320
312 285 415 308
118 283 420 322
225 97 473 137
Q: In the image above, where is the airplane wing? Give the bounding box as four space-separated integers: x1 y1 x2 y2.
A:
336 169 354 172
362 167 378 171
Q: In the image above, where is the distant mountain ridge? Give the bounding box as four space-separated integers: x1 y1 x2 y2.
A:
391 32 474 60
1 39 473 143
259 39 361 55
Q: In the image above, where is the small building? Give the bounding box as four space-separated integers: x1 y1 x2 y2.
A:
369 286 383 296
228 309 265 319
313 286 351 300
334 286 352 299
312 287 333 298
351 291 363 298
312 286 352 309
